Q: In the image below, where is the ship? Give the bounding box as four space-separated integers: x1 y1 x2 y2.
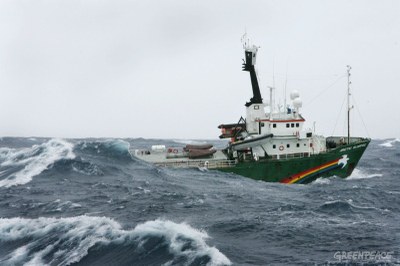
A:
129 38 370 184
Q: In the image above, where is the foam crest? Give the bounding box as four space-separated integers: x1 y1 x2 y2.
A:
379 138 400 148
0 216 122 265
0 216 231 266
0 139 75 187
312 177 332 185
133 219 231 265
319 199 380 213
347 168 383 180
77 139 131 159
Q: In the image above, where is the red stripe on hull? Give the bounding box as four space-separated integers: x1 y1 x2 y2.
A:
280 158 340 184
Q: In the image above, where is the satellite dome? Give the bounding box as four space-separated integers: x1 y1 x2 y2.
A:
290 90 300 100
293 97 303 108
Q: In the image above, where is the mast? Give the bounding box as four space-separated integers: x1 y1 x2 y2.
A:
241 35 263 107
347 65 352 144
269 60 275 117
269 86 273 118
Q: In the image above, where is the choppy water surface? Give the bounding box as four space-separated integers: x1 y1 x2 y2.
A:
0 137 399 265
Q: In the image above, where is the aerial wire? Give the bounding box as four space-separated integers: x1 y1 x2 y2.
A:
331 92 347 136
306 74 346 106
351 94 371 138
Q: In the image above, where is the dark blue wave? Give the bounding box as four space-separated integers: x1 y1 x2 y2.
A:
75 139 132 160
0 138 398 265
0 216 230 266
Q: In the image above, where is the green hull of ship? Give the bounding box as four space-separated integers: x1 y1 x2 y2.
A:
217 139 370 184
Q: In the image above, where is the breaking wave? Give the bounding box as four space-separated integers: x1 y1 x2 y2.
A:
0 139 75 188
0 138 398 264
51 158 104 176
347 168 383 180
317 199 381 214
379 138 400 148
0 216 231 266
75 139 131 160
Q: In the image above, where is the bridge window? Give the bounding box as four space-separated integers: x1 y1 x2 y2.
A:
291 123 294 127
296 123 299 127
286 123 289 128
273 123 276 128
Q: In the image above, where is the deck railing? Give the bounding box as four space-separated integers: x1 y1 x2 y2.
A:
154 159 236 169
269 152 310 160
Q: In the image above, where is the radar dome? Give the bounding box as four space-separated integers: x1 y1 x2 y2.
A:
290 90 300 100
293 97 303 109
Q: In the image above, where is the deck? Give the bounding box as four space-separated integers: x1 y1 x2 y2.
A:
128 148 236 169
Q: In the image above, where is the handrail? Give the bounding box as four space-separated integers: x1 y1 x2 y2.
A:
154 159 236 169
269 152 309 160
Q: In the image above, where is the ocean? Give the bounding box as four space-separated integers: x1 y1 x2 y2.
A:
0 137 399 265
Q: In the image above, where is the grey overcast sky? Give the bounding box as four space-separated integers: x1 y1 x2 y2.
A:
0 0 399 139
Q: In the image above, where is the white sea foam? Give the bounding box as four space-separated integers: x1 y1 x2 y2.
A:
135 219 231 266
347 168 383 180
322 199 381 212
46 199 83 212
198 166 209 172
0 216 123 265
0 139 75 187
0 216 231 266
7 245 29 265
312 177 332 185
379 138 400 148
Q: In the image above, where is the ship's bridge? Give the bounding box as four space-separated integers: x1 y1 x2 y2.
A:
257 116 305 137
245 90 305 137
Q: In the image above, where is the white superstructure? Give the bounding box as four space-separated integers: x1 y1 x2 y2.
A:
219 41 327 159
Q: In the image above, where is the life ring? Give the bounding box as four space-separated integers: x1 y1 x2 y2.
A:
279 145 284 151
173 149 178 154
